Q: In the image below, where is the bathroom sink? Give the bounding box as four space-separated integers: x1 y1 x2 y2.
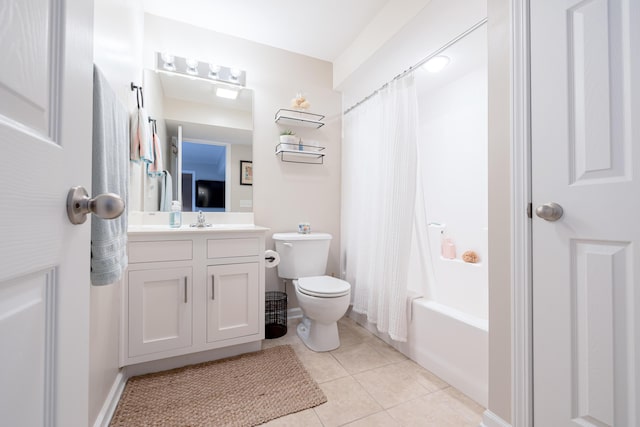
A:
207 223 256 229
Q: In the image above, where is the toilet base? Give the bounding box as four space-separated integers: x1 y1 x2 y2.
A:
296 317 340 352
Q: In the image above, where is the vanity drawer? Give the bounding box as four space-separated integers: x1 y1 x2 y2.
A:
207 238 260 259
129 240 193 263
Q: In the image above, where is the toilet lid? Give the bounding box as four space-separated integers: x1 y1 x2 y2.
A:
297 276 350 297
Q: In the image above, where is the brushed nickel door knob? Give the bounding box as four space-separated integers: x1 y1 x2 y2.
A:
535 202 563 222
67 186 125 224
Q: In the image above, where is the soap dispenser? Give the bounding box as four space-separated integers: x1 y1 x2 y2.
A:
441 232 456 259
169 201 182 228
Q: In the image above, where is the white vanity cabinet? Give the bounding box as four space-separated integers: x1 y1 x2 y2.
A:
121 227 267 367
206 263 259 342
205 236 262 343
127 266 193 357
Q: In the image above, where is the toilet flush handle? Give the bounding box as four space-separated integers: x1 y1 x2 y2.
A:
283 242 293 248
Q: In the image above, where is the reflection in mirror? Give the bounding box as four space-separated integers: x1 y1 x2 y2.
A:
142 69 253 213
181 140 228 212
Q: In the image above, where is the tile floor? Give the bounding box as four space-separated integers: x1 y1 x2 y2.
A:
261 316 484 427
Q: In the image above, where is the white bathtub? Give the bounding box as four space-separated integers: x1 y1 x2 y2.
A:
349 225 488 406
405 298 488 407
350 297 488 407
401 224 488 406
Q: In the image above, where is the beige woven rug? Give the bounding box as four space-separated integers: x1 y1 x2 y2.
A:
110 345 326 426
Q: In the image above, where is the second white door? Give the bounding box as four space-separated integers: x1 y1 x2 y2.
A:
531 0 640 425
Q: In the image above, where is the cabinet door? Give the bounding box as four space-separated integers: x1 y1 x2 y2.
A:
207 263 260 342
128 267 192 357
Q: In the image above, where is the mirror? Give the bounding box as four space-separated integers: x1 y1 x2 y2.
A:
142 68 253 212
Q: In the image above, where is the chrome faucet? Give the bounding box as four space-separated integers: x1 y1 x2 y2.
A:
190 210 211 228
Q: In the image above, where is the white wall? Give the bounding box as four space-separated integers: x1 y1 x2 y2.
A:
91 0 144 425
418 68 488 257
417 65 488 319
487 0 512 422
143 14 343 304
142 70 168 160
141 68 166 211
230 144 253 212
163 99 252 132
337 0 487 108
333 0 432 88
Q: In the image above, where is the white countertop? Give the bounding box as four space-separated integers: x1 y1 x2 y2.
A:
128 224 269 235
127 211 268 235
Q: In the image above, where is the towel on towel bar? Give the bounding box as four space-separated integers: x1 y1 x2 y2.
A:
130 106 153 163
91 66 129 286
160 171 173 212
148 132 164 176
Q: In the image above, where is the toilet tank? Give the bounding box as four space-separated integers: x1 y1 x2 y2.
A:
272 232 332 279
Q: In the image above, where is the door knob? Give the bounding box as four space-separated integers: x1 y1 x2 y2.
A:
67 186 125 225
535 202 563 221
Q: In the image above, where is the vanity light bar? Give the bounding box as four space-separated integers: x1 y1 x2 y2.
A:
155 52 246 87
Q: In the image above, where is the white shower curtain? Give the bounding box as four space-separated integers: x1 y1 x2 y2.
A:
342 74 420 342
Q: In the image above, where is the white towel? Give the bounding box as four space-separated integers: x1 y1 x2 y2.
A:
148 132 164 176
160 171 173 211
91 66 129 285
130 107 153 163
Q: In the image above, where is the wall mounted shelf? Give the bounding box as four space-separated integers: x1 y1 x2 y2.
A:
275 143 325 165
275 109 325 129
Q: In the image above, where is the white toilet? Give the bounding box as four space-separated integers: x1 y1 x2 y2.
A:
272 232 351 352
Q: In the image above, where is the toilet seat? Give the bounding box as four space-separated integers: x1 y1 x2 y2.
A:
296 276 350 298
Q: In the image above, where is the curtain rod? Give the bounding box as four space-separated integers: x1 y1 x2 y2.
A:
343 18 488 116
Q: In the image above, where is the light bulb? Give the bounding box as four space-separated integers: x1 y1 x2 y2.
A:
186 58 199 75
423 55 450 73
208 64 221 79
230 68 241 81
161 52 176 72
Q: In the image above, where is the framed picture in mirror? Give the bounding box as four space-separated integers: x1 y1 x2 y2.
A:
240 160 253 186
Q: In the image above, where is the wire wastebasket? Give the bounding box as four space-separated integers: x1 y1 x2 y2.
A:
265 291 287 339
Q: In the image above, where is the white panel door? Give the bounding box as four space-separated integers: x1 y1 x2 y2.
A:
531 0 639 426
0 0 94 426
207 263 260 342
128 267 193 357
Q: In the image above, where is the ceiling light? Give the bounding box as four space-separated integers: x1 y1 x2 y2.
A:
161 52 176 72
423 55 450 73
216 87 239 99
186 58 199 75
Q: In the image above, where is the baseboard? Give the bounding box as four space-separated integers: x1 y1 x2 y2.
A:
480 410 511 427
93 371 127 427
124 342 262 377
